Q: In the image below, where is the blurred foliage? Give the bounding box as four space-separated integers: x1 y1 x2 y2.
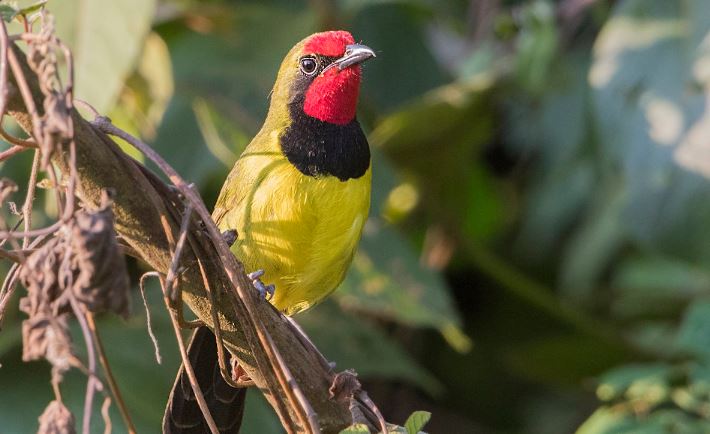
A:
3 0 710 433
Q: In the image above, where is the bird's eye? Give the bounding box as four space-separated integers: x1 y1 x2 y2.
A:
299 57 318 76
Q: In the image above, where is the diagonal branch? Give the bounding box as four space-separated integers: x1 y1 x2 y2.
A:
4 40 377 433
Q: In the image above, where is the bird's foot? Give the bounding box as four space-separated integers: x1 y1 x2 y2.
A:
221 229 238 247
231 358 255 388
247 269 276 300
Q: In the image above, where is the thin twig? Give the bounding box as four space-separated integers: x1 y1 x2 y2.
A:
86 312 137 434
0 262 20 326
0 141 77 239
6 44 43 147
22 149 39 248
138 276 162 364
101 396 112 434
196 257 240 388
147 271 220 434
164 203 193 301
68 296 99 434
0 20 8 120
93 116 319 433
0 247 22 262
0 144 28 161
0 125 38 148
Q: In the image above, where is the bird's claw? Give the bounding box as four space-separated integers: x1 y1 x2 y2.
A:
221 229 238 247
248 269 276 300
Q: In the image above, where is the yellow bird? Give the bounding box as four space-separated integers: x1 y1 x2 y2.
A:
213 30 375 315
164 31 376 433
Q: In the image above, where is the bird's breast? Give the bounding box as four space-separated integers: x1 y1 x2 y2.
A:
231 158 371 313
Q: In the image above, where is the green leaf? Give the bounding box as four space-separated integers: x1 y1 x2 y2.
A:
0 5 19 22
339 424 371 434
674 300 710 361
49 0 157 113
611 256 710 318
590 0 710 262
577 407 709 434
557 185 626 303
17 0 46 16
594 363 672 402
337 218 470 352
108 32 174 162
514 0 559 94
404 410 431 434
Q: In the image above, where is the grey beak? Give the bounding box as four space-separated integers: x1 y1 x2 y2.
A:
324 44 376 73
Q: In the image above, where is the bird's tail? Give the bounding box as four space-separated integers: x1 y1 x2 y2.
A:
163 326 246 434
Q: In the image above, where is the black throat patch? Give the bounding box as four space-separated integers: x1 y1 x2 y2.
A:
279 59 370 182
280 107 370 181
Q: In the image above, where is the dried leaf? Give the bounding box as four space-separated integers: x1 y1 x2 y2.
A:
329 369 362 403
70 202 130 317
21 311 72 373
19 237 69 315
37 400 75 434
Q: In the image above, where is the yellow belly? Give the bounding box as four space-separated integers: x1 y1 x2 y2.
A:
217 154 371 315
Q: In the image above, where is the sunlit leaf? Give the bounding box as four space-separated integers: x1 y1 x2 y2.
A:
339 423 371 434
594 363 672 402
108 32 174 162
404 410 431 434
590 0 710 262
49 0 157 113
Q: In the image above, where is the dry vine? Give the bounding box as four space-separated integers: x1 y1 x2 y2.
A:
0 7 388 434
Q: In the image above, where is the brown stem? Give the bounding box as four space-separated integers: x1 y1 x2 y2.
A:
86 313 137 434
0 144 28 161
5 39 375 433
154 272 220 434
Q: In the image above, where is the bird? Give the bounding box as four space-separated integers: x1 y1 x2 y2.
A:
163 30 376 433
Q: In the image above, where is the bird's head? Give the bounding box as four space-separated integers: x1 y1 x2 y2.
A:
270 30 376 126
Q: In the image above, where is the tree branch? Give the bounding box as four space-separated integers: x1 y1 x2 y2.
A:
5 41 372 433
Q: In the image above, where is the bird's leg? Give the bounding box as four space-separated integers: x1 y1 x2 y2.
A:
221 229 238 247
247 269 276 300
231 359 255 388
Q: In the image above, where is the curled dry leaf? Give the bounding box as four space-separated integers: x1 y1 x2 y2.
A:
19 237 73 374
70 200 130 318
329 369 362 403
20 237 66 312
27 12 74 167
20 309 72 373
37 400 76 434
19 196 129 375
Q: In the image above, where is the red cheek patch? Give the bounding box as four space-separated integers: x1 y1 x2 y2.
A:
303 66 361 125
304 30 355 57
